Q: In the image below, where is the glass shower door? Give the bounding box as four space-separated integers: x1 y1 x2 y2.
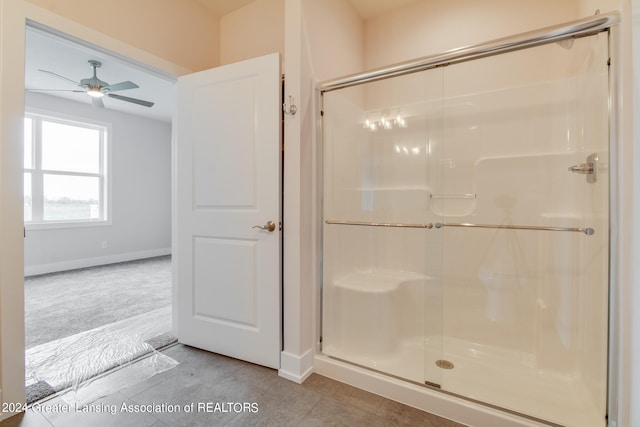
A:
434 33 610 427
321 69 445 386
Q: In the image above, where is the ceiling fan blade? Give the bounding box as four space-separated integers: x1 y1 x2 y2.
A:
26 89 85 93
107 93 154 108
38 69 81 86
104 81 139 92
92 97 104 108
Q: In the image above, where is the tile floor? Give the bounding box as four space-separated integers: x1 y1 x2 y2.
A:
2 344 467 427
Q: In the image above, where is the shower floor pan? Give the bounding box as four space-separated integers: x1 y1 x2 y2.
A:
326 335 603 427
325 270 603 426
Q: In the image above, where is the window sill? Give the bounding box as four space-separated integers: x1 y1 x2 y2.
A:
25 219 112 231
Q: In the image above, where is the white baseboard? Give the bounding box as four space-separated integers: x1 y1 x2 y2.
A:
24 248 172 276
279 349 314 384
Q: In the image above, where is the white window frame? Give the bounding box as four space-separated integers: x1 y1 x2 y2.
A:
24 108 112 230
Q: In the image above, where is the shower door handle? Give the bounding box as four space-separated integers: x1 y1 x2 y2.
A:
568 153 598 183
568 164 594 173
252 221 277 232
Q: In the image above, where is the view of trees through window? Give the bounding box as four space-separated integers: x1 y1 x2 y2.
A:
24 114 108 224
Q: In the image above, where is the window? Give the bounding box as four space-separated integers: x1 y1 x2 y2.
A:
24 112 110 227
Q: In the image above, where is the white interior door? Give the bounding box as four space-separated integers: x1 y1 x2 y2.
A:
174 53 281 369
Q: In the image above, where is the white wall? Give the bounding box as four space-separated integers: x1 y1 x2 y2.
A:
24 92 171 276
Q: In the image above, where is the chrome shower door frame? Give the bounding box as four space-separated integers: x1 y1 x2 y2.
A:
315 11 622 426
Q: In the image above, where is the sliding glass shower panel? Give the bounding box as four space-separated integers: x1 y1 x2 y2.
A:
436 33 609 426
322 69 445 385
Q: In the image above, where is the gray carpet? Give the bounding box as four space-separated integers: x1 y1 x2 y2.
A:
24 256 175 404
25 256 172 349
26 307 176 404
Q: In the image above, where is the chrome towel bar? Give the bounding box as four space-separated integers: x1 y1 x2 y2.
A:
325 220 434 229
324 220 595 235
434 222 595 235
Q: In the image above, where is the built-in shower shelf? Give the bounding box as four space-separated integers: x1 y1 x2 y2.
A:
335 270 426 292
429 193 477 217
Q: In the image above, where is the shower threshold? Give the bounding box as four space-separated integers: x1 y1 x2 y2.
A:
324 335 603 427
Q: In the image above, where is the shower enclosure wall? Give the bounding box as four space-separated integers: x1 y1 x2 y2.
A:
320 29 610 427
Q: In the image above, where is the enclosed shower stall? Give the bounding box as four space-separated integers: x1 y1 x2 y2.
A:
320 17 612 427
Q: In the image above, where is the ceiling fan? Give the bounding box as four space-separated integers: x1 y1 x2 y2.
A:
29 60 154 108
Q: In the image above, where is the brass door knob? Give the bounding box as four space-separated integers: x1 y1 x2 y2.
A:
252 221 276 232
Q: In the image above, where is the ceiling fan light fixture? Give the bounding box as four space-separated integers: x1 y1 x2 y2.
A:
36 60 153 108
87 87 104 98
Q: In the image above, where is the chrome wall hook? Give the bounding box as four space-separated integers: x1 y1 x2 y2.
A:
283 96 297 116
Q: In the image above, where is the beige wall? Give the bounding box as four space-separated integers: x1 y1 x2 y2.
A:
631 5 639 426
23 0 220 72
279 0 362 377
302 0 364 81
220 0 284 66
363 0 583 70
579 0 623 15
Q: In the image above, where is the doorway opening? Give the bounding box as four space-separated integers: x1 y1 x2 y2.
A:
23 23 177 404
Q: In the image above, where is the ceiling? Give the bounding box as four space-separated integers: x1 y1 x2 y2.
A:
24 0 418 123
25 27 174 122
346 0 420 20
195 0 420 20
194 0 256 16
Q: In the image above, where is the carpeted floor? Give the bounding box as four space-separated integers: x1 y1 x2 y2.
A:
24 256 175 403
24 256 172 349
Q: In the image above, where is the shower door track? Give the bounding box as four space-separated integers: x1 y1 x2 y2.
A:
318 12 619 93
